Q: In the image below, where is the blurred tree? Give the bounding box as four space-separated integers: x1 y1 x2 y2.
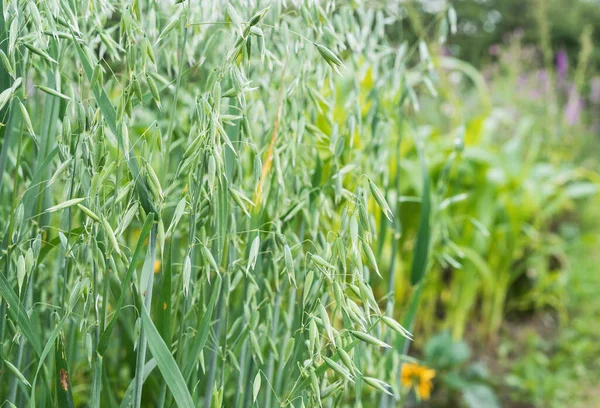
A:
383 0 600 69
450 0 600 69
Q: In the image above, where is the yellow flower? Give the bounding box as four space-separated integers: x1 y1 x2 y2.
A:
401 362 436 401
154 260 161 274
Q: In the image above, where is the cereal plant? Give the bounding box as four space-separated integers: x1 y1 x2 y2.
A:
0 1 445 406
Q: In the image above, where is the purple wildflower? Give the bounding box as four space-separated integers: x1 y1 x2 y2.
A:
556 49 568 81
564 86 584 126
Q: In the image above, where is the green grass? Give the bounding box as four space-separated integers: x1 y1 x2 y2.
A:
0 1 441 406
1 1 599 407
502 199 600 407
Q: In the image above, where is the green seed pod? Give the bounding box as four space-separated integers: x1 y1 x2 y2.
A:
125 93 133 117
349 215 358 248
318 301 335 345
303 270 314 306
0 50 14 78
228 187 251 217
146 163 163 200
277 241 291 268
208 154 216 191
248 6 270 27
206 69 218 94
23 42 58 65
344 301 367 329
349 330 390 349
95 244 106 272
32 234 42 258
282 337 295 365
253 154 262 183
117 202 139 236
101 216 121 257
315 43 343 68
381 315 412 340
36 85 70 101
247 236 260 273
126 43 136 72
320 381 342 400
250 26 263 37
201 245 220 277
25 248 34 275
309 368 320 398
333 282 345 309
361 240 380 278
357 279 379 312
308 318 318 355
358 202 370 233
183 132 203 159
242 116 252 139
133 78 143 101
13 203 24 237
323 356 353 382
362 376 393 396
182 254 191 296
348 284 361 300
18 102 35 138
368 179 393 221
77 204 100 222
312 254 335 270
144 36 155 65
77 102 86 132
249 331 263 363
17 254 26 294
245 35 252 61
159 17 180 41
146 74 161 109
336 347 355 375
62 117 71 141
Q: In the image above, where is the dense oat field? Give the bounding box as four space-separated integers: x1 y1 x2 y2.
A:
1 1 599 407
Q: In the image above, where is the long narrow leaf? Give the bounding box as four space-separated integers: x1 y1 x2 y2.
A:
55 333 74 408
0 272 42 355
409 147 431 285
141 305 194 408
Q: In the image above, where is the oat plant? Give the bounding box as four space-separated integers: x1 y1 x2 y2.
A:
0 1 442 406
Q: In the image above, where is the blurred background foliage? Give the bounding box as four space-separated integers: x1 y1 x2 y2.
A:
451 0 600 69
396 0 600 70
363 0 600 406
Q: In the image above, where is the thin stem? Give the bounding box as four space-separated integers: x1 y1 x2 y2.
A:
162 12 189 184
133 223 158 408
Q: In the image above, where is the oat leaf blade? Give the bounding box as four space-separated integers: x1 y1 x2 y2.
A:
141 305 194 408
409 148 431 285
0 271 42 355
55 334 75 408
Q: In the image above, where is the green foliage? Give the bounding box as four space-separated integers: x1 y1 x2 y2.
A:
1 1 599 407
424 331 499 408
0 0 440 406
448 0 600 69
502 211 600 407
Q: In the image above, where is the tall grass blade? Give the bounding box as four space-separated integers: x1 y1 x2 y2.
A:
409 147 431 286
141 306 194 408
